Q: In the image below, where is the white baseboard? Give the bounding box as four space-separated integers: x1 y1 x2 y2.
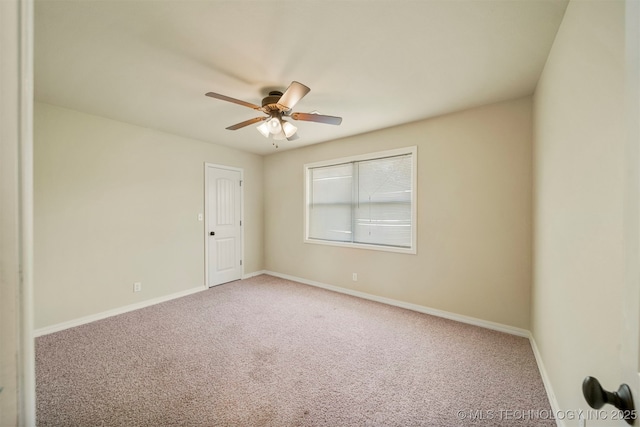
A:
35 270 266 337
528 334 564 427
264 270 564 424
264 270 529 338
243 269 267 279
34 269 561 427
34 285 206 337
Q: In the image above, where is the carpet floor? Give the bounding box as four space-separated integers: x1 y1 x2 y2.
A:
36 274 554 426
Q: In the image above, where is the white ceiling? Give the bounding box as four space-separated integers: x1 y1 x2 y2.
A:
35 0 568 155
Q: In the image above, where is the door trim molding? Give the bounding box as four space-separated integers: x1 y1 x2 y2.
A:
204 163 244 288
0 0 36 423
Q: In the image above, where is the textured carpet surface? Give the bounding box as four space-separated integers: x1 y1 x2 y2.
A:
36 275 554 426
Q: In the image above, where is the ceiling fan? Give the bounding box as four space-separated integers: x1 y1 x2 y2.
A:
205 81 342 147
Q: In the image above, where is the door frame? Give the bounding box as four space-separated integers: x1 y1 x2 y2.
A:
204 163 244 288
0 0 36 423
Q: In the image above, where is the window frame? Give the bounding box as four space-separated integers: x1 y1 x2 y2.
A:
303 146 417 254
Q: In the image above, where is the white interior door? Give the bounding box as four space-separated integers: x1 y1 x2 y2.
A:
584 4 640 425
620 0 640 422
206 164 243 287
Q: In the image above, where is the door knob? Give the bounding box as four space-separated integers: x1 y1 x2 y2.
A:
210 231 215 236
582 376 635 425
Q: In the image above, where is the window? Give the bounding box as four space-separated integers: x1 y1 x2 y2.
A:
304 147 417 254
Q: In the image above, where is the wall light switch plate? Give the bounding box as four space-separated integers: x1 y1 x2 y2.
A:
198 213 203 221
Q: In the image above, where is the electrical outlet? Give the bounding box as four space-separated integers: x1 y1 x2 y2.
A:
133 282 142 292
352 273 358 281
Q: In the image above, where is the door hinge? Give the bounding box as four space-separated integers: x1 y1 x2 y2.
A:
239 180 243 187
240 260 243 266
240 220 242 226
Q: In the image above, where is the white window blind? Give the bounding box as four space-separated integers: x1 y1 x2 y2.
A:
305 148 416 253
308 163 353 242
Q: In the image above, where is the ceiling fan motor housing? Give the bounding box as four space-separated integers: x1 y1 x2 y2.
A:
262 91 284 111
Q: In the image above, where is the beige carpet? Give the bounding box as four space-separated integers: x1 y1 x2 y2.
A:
36 274 554 426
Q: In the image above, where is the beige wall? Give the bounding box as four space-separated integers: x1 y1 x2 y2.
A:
34 102 264 329
264 97 533 330
36 98 533 331
532 0 626 419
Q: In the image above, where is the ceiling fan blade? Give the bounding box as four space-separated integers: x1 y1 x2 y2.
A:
225 117 266 130
276 81 310 111
291 112 342 125
206 92 262 110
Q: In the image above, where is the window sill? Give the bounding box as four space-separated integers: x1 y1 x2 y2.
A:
304 237 416 255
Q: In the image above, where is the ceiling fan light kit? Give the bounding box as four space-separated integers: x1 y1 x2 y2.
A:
256 121 270 138
205 81 342 148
